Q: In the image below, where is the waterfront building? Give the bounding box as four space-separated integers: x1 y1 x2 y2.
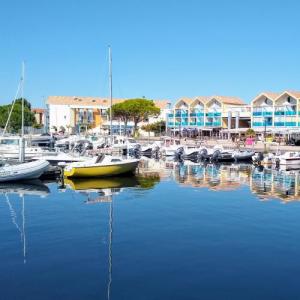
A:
47 96 170 134
167 96 250 136
32 108 45 126
251 91 300 133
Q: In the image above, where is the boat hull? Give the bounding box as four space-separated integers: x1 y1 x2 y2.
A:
276 158 300 166
64 161 139 178
0 160 49 182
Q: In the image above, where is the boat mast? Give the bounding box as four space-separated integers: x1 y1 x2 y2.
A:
108 46 113 139
21 61 25 138
19 62 25 163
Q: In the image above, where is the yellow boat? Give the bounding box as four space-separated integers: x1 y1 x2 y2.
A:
64 155 140 178
64 176 138 190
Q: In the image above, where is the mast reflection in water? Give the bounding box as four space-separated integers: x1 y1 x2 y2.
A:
1 161 300 299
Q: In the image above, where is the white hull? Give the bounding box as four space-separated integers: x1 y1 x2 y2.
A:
0 148 56 159
32 153 88 165
0 160 49 182
276 158 300 166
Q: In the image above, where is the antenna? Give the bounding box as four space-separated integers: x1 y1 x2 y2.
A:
108 46 113 138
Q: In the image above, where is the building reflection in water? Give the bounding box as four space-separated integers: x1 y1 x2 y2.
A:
250 167 300 202
142 159 300 203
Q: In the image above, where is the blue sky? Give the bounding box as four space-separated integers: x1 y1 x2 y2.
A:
0 0 299 107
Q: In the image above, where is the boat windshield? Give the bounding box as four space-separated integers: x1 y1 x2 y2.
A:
128 139 136 144
0 139 19 146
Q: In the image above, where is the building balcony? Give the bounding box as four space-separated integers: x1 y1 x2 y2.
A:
253 111 272 116
206 112 221 117
286 111 296 116
275 111 296 116
274 122 284 126
253 111 262 116
168 113 174 117
286 122 297 126
274 111 284 116
190 112 204 117
168 122 174 126
253 122 273 126
205 122 221 127
263 111 272 116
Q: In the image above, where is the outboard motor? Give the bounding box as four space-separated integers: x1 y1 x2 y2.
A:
151 145 160 159
175 147 184 161
275 158 280 168
211 150 221 162
129 144 141 158
253 152 264 165
199 148 208 161
85 142 93 151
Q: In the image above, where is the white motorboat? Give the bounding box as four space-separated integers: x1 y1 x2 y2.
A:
140 141 160 156
273 152 300 166
252 152 274 166
110 136 140 155
31 152 90 165
0 136 56 160
233 150 255 161
211 145 234 162
180 146 201 160
160 137 182 156
0 160 49 182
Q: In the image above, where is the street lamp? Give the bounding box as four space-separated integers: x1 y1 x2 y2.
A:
264 116 267 153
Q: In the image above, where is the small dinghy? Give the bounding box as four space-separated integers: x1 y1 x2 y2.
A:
211 146 234 162
233 150 255 162
0 160 49 182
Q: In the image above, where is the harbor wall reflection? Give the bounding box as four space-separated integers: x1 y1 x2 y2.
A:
151 160 300 203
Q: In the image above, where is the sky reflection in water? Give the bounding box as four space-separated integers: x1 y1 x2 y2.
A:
1 160 300 300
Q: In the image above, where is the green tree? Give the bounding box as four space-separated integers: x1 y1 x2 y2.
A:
123 99 160 135
245 128 255 137
141 120 166 135
109 102 132 133
0 98 36 132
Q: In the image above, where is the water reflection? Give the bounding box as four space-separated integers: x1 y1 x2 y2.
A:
0 180 49 265
64 174 160 204
166 161 300 202
0 180 50 197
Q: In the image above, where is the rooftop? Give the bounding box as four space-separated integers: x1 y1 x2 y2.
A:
47 96 171 109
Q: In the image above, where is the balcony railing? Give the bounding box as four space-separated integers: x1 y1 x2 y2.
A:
286 122 297 126
168 113 174 117
274 122 284 126
274 111 284 116
253 122 273 126
206 112 221 117
275 111 296 116
253 111 272 116
190 112 204 117
253 111 262 116
286 111 296 116
205 122 221 127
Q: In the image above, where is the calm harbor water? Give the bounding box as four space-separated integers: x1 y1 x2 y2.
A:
1 160 300 299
